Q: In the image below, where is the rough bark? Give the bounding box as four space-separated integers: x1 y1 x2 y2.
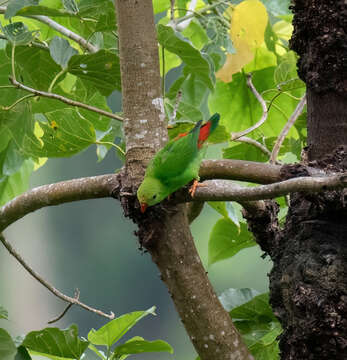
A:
114 1 252 359
290 0 347 160
264 1 347 358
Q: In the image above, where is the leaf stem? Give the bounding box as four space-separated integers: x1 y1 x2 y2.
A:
95 140 125 155
161 45 165 98
48 68 67 93
2 94 36 110
231 73 268 141
0 85 15 89
11 44 16 80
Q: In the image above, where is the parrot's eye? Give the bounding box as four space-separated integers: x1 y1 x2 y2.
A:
152 194 157 199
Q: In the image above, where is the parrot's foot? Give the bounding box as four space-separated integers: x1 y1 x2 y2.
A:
189 180 206 198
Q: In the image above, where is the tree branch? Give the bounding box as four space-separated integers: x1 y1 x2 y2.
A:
0 174 119 232
199 159 282 183
0 6 98 53
0 233 114 320
9 77 124 122
192 173 347 202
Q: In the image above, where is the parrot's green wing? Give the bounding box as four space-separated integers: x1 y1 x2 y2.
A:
146 121 202 181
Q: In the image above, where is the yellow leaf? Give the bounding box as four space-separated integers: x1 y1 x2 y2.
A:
34 157 47 171
34 121 44 147
273 20 293 41
217 0 268 82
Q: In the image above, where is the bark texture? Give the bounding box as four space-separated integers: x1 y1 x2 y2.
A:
114 1 252 359
263 1 347 358
116 0 167 185
290 0 347 160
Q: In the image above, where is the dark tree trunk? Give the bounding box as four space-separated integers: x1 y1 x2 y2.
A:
267 1 347 359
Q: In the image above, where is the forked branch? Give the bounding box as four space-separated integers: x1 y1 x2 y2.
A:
231 73 268 140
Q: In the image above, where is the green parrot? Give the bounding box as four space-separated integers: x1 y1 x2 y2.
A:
137 113 220 212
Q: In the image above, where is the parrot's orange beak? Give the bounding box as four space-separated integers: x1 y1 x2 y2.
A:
140 203 148 213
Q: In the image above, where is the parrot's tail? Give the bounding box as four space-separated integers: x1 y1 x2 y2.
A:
197 113 220 148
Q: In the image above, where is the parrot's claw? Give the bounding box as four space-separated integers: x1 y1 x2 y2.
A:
189 179 206 198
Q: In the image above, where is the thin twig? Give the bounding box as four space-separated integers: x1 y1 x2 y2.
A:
270 93 306 163
0 233 114 320
0 6 98 53
9 77 124 122
2 94 36 110
235 136 272 158
231 73 268 140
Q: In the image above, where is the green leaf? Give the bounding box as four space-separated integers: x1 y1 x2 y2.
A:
114 339 173 356
0 328 17 360
88 306 156 347
0 140 25 177
14 6 73 17
153 0 170 14
78 0 116 33
207 124 229 144
23 110 96 158
157 24 214 90
209 68 302 139
263 0 292 17
22 324 89 359
62 0 79 14
165 99 202 124
68 50 121 96
219 288 260 312
88 344 106 360
230 293 282 360
208 202 240 227
208 220 255 265
15 346 32 360
49 37 78 69
181 20 209 50
11 45 62 89
231 293 277 324
0 306 8 319
4 0 39 19
0 160 34 206
223 143 269 163
1 23 35 45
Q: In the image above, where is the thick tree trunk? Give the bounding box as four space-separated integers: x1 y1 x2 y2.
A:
114 1 252 359
265 1 347 358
